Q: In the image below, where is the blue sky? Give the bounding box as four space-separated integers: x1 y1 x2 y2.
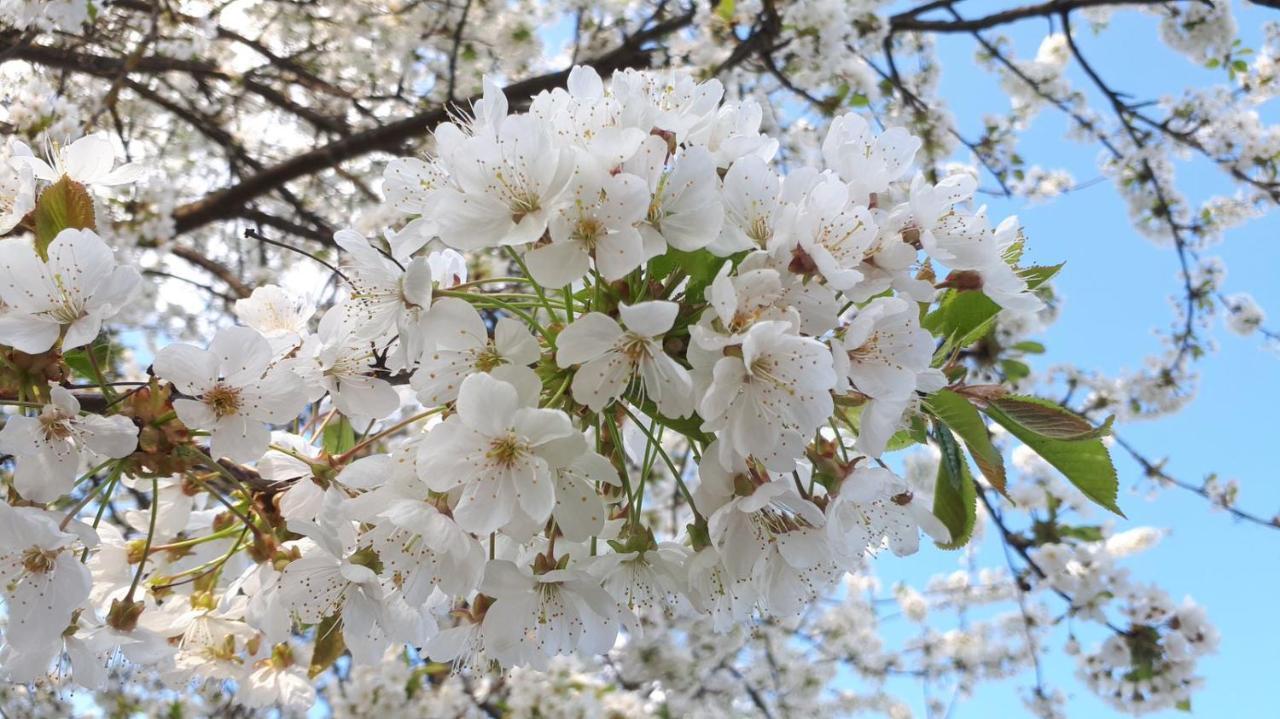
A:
865 3 1280 717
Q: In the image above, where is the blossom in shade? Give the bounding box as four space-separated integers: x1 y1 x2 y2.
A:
154 326 308 463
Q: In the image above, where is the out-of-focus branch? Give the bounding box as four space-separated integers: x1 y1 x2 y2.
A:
1112 433 1280 529
888 0 1187 34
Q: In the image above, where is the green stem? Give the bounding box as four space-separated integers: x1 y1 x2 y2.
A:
504 246 556 319
125 475 160 601
602 415 634 508
438 289 556 345
620 404 704 523
85 343 117 403
151 524 244 552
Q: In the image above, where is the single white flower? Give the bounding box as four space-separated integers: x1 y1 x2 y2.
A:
1224 291 1266 336
410 297 540 406
705 98 778 168
233 284 316 352
382 157 447 216
0 145 36 233
2 611 171 689
426 613 492 673
821 113 920 203
707 480 840 617
846 199 935 304
610 68 724 144
335 228 435 361
700 320 836 469
0 503 94 657
714 155 788 255
686 545 758 632
146 594 253 684
550 450 621 543
478 559 620 670
625 138 724 255
367 513 484 603
14 132 146 188
416 373 582 534
789 174 878 291
0 228 140 354
695 251 839 351
275 533 390 666
240 643 317 712
909 172 985 265
433 112 576 250
0 384 137 503
343 451 486 601
593 541 689 623
556 300 694 418
255 432 330 526
154 325 308 463
524 162 650 287
833 296 941 401
297 305 400 420
530 65 648 168
826 466 950 559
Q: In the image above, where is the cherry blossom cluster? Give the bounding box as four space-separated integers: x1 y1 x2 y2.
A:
0 62 1203 716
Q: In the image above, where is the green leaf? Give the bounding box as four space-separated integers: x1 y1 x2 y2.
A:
1002 236 1025 265
63 338 112 381
309 614 346 678
1021 263 1064 291
982 400 1123 516
1011 341 1046 354
1176 699 1192 712
925 389 1007 496
1058 524 1105 542
988 395 1113 440
322 415 357 455
931 422 977 549
923 264 1060 352
714 0 735 22
1000 359 1031 382
647 248 724 307
33 177 96 258
923 289 1001 348
628 392 714 446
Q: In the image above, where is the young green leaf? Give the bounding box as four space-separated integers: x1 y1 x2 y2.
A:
982 400 1123 516
63 339 113 381
923 289 1000 349
924 388 1007 497
309 614 346 678
323 415 358 455
923 264 1063 351
988 395 1114 440
931 421 977 549
33 177 96 258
